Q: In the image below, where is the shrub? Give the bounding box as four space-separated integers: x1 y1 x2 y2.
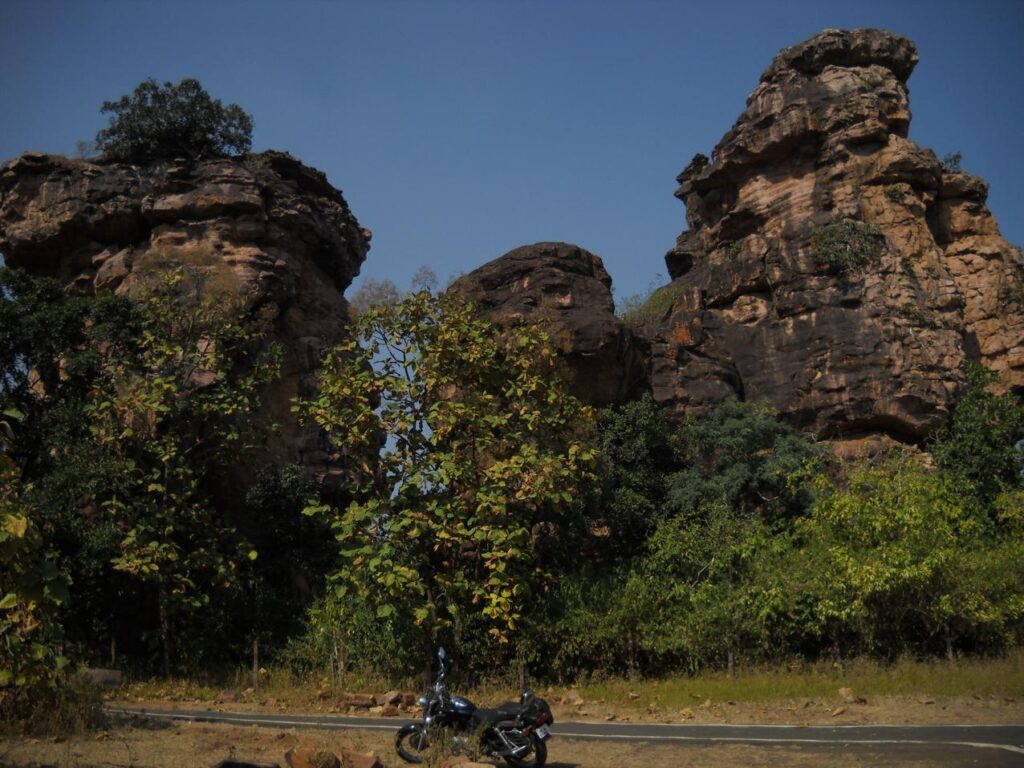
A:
620 281 688 326
810 218 885 274
884 185 905 203
95 78 253 161
941 152 963 173
932 363 1024 508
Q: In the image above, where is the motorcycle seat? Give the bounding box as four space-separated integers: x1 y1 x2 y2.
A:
472 705 521 725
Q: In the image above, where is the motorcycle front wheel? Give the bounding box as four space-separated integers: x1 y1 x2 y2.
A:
395 723 430 764
504 733 547 768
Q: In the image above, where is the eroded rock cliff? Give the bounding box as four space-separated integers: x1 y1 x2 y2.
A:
0 150 370 473
458 30 1023 445
450 242 646 406
654 28 1024 440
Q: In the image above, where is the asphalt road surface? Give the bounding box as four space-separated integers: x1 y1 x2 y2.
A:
106 705 1024 767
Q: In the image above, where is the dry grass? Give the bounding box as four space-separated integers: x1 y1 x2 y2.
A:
575 650 1024 711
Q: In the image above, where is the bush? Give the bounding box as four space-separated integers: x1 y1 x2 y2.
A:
932 363 1024 508
810 218 885 274
619 281 688 326
941 152 963 173
95 78 253 161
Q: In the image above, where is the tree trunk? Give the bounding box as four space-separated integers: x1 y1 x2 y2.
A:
158 588 171 678
727 649 735 679
945 623 954 662
252 638 259 690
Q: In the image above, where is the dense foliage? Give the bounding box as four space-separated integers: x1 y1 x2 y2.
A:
2 264 1023 700
95 78 253 161
299 291 596 669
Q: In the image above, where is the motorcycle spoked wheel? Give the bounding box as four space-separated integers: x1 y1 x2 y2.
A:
503 732 547 768
395 723 431 764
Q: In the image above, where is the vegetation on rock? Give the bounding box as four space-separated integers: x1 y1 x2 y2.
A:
810 218 885 274
95 78 253 161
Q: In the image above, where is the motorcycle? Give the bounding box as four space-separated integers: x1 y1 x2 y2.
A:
395 647 554 767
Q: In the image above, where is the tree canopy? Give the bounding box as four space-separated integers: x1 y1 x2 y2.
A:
300 290 596 649
95 78 253 161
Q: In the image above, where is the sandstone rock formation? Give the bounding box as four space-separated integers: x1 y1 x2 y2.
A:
0 150 370 473
652 28 1024 440
450 242 646 406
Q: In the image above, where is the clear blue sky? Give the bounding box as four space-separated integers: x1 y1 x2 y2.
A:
2 0 1021 303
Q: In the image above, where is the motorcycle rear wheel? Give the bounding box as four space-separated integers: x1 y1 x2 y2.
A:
395 723 430 764
504 733 547 768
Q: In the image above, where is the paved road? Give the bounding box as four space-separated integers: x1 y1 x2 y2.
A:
106 705 1024 765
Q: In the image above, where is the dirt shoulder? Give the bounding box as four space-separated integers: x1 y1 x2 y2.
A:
1 719 1011 768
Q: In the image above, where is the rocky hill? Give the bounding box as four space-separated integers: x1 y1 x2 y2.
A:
461 29 1024 445
0 150 370 475
2 28 1022 455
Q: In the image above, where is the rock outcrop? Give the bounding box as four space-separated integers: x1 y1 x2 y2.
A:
651 28 1024 440
450 242 646 406
0 150 370 473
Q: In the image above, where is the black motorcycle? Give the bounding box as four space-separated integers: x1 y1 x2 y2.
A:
395 647 554 767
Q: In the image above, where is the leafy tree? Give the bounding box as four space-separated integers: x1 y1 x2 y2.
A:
593 395 678 558
95 78 253 161
85 267 280 674
0 268 141 662
300 291 596 651
667 399 822 523
0 410 68 710
932 363 1024 508
800 458 1022 657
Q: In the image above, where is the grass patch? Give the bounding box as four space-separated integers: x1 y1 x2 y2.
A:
0 677 106 736
575 651 1024 709
621 281 688 327
121 665 420 707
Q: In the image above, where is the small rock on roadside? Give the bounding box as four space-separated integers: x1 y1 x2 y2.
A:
838 686 867 705
680 708 695 720
338 748 385 768
284 746 340 768
831 706 846 717
380 690 403 706
216 689 242 704
342 693 376 708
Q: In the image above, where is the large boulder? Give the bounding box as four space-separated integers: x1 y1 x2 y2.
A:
450 242 647 406
0 150 371 475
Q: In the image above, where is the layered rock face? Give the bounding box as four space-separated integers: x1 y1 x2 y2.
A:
450 242 646 406
653 28 1024 440
0 151 370 472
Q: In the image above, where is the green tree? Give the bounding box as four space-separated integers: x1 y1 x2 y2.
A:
0 410 68 712
95 78 253 161
667 399 822 523
300 291 596 653
0 268 140 662
801 458 1022 657
593 395 678 558
932 363 1024 508
85 267 280 674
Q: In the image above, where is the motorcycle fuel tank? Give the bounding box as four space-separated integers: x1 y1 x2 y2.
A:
449 696 476 715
